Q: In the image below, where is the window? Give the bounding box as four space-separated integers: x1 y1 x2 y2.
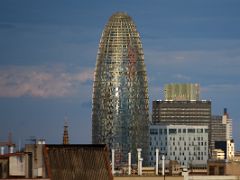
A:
188 129 195 133
169 129 177 134
150 129 158 135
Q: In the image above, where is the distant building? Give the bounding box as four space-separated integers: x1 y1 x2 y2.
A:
215 140 235 160
212 149 225 160
0 153 28 178
92 12 149 165
210 108 233 156
208 159 240 176
152 100 211 126
1 143 113 180
149 124 208 168
164 83 200 101
25 139 47 178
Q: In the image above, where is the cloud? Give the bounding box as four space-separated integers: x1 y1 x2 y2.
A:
201 84 240 93
173 74 191 81
0 65 94 98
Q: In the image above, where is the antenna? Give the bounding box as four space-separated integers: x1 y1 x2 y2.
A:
18 139 21 152
26 136 37 144
0 132 16 154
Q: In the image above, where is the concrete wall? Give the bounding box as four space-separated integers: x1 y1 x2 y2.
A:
2 179 50 180
114 176 240 180
189 176 240 180
225 162 240 176
9 156 25 176
114 176 183 180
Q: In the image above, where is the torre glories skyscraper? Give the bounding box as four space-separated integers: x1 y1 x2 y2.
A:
92 12 149 165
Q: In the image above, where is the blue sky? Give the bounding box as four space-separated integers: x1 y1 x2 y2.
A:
0 0 240 149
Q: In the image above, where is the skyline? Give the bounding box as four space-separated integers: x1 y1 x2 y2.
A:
0 1 240 149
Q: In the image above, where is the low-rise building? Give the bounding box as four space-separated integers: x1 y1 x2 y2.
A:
208 159 240 176
149 124 208 168
212 149 225 160
215 140 235 160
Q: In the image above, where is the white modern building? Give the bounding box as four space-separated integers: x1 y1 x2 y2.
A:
227 140 235 160
149 124 208 168
212 149 225 160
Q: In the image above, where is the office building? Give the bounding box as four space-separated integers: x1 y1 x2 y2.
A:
215 140 235 160
210 108 233 155
149 124 208 167
92 12 149 164
152 100 211 126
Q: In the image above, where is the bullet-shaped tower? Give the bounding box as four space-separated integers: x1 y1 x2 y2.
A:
92 12 149 165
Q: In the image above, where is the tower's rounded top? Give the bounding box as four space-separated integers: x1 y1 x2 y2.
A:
109 12 131 20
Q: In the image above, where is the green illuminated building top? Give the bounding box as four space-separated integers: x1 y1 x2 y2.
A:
164 83 200 101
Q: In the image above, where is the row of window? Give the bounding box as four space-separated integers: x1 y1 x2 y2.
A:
149 155 206 163
150 128 208 135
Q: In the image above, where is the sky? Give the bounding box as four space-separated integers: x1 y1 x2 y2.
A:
0 0 240 149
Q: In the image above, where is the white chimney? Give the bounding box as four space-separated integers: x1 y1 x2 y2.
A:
139 158 143 176
128 152 131 175
9 146 14 154
112 149 115 175
162 155 165 176
1 147 4 155
137 148 142 175
156 148 159 175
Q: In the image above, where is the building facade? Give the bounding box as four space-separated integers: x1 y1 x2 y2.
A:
215 140 235 160
210 108 233 156
152 100 211 126
92 12 149 164
164 83 200 101
149 124 209 167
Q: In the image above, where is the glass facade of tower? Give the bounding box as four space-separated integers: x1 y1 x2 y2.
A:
92 12 149 165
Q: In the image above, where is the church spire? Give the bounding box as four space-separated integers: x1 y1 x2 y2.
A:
63 118 69 145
